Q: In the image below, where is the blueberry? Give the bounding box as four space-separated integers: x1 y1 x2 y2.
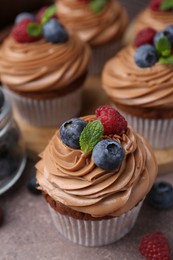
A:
147 181 173 209
60 118 87 149
0 206 4 227
0 159 11 181
15 12 35 24
0 89 4 110
27 176 41 195
92 139 124 171
164 25 173 44
135 44 158 68
153 31 165 46
43 18 68 43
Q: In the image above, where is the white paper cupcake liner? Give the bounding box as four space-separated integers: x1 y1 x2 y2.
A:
48 200 143 247
89 40 122 75
117 109 173 149
4 87 83 127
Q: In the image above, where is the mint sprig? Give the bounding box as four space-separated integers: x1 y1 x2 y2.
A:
89 0 107 13
41 5 56 24
160 55 173 64
155 36 171 57
80 120 104 154
27 23 42 37
160 0 173 10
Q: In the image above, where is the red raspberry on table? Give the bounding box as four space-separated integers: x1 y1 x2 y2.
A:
149 0 163 11
96 105 127 135
134 27 157 47
139 232 171 260
12 19 41 43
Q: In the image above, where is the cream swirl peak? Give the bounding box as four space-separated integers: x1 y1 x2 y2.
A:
36 109 157 217
57 0 128 46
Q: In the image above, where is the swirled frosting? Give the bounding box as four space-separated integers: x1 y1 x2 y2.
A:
133 9 173 34
0 34 91 93
57 0 128 46
102 46 173 111
36 115 157 217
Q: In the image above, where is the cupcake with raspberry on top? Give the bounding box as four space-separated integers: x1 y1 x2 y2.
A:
0 5 91 127
56 0 128 74
102 25 173 149
128 0 173 42
36 105 157 246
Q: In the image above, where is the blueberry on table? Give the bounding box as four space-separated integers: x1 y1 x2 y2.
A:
0 159 11 181
92 139 124 171
43 18 68 43
134 44 158 68
147 181 173 209
60 118 87 149
27 176 41 195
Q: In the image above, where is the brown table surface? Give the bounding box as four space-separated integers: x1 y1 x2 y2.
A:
0 159 173 260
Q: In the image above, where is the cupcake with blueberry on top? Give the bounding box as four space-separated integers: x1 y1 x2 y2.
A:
102 25 173 149
0 5 91 127
36 105 157 246
127 0 173 42
56 0 128 74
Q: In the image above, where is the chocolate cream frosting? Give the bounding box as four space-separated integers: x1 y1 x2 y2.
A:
57 0 128 46
133 9 173 34
36 115 157 218
102 46 173 116
0 34 91 93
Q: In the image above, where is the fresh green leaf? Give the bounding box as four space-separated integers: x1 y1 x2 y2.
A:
27 23 42 37
89 0 107 13
155 36 171 57
41 5 57 24
160 55 173 64
160 0 173 10
80 120 104 154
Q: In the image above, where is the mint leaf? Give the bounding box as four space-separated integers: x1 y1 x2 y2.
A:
80 120 104 154
160 0 173 10
160 55 173 64
89 0 107 13
156 36 171 57
41 5 56 24
27 23 42 37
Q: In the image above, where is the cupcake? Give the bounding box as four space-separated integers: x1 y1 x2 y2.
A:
102 26 173 149
56 0 128 74
127 0 173 43
0 6 91 127
36 105 157 246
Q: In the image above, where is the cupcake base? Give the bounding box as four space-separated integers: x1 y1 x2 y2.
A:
48 201 143 247
4 87 83 128
89 40 122 75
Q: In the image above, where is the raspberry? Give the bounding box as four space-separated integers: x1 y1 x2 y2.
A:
96 105 127 135
134 28 157 47
12 19 41 43
139 232 171 260
149 0 163 11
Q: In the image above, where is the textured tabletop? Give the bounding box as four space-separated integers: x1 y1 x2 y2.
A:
0 160 173 260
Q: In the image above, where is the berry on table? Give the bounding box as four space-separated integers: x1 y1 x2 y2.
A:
139 232 171 260
134 28 157 47
12 19 42 43
60 118 87 149
134 44 158 68
96 105 127 135
43 18 68 43
15 12 35 24
147 181 173 209
27 176 41 195
92 139 124 171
